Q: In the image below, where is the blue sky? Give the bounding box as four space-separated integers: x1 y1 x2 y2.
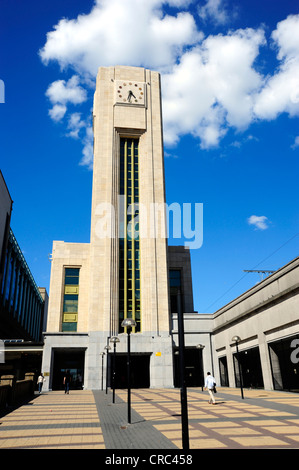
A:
1 0 299 313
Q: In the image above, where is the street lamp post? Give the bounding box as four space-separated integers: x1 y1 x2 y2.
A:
104 344 111 394
100 352 105 391
177 289 189 450
110 336 120 404
196 344 205 391
121 318 136 424
232 336 244 399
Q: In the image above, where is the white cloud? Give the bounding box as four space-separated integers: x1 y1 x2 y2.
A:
39 0 200 75
48 104 67 122
247 215 270 231
65 113 94 169
254 15 299 120
66 112 86 139
46 75 87 106
79 125 94 170
162 28 265 147
46 75 88 124
198 0 230 25
272 14 299 61
39 2 299 168
291 136 299 149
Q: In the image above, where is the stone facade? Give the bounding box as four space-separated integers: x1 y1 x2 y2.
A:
171 256 299 391
212 256 299 390
42 66 175 390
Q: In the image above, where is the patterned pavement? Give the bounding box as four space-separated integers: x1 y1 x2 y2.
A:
116 388 299 449
0 387 299 449
0 391 105 449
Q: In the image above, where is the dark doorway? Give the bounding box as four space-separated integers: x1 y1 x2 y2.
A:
52 349 85 390
113 353 150 389
173 347 204 387
219 356 229 386
233 346 264 389
269 335 299 393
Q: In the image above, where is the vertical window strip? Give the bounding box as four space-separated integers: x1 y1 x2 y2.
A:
119 138 141 333
61 268 80 332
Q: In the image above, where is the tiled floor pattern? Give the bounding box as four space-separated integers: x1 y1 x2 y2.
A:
1 388 299 449
0 391 105 449
116 388 299 449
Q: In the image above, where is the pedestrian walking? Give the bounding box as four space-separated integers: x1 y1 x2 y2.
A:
37 374 45 394
63 370 71 394
204 372 216 405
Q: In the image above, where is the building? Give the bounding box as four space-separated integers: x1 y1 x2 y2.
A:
212 256 299 392
0 170 12 291
0 171 48 380
42 66 299 393
174 256 299 393
42 66 196 391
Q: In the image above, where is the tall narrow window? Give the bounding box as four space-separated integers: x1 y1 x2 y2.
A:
62 268 80 332
169 269 182 313
119 138 141 333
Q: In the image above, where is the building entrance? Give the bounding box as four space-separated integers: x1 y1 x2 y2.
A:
269 335 299 392
173 347 204 387
233 346 264 389
113 354 150 389
219 356 229 386
52 349 85 391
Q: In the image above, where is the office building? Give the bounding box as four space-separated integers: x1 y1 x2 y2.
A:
0 171 48 379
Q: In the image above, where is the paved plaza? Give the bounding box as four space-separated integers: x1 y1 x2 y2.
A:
0 387 299 450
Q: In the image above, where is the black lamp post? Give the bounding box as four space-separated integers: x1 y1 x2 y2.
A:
196 344 205 391
104 344 111 394
232 335 244 399
100 352 105 391
110 336 120 404
121 318 136 424
177 289 189 450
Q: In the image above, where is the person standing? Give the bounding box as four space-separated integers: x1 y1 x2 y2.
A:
37 374 45 394
205 372 216 405
63 370 71 394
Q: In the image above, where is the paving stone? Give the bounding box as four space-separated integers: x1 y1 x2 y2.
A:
0 387 299 449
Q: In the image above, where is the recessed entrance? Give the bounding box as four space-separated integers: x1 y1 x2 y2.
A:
173 347 204 387
52 348 85 390
113 353 150 389
233 346 264 389
269 335 299 392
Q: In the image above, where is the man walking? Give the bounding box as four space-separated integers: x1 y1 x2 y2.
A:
205 372 216 405
37 373 45 394
63 370 71 394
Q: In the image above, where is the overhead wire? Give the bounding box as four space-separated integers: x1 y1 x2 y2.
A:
203 231 299 313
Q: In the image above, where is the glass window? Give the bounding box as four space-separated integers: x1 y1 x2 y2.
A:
119 137 141 333
170 270 181 287
63 299 78 313
62 267 80 332
65 268 80 277
62 322 77 332
65 276 79 285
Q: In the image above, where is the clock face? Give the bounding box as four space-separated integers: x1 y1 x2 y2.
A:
115 80 146 106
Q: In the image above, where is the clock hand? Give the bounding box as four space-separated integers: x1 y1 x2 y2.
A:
127 90 136 102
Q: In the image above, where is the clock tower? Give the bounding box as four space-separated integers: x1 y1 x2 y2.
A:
89 66 173 387
43 66 179 391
